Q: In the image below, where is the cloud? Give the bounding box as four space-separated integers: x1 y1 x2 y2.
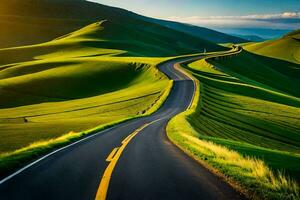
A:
165 12 300 29
234 12 300 19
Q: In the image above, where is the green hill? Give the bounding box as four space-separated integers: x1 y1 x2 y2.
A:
176 30 300 183
209 50 300 98
245 29 300 64
169 57 300 198
0 19 225 68
2 20 204 108
0 0 231 167
0 0 236 49
0 27 174 157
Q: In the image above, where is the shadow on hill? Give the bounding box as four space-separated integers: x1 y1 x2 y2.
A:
0 62 152 109
210 50 300 99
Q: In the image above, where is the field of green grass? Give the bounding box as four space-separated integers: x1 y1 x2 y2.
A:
167 32 300 199
0 19 190 176
245 30 300 64
1 1 299 197
185 58 300 177
0 0 231 177
0 0 228 52
0 21 176 155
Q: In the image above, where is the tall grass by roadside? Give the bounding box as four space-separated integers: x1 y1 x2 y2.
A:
166 64 299 200
144 80 173 115
0 117 133 178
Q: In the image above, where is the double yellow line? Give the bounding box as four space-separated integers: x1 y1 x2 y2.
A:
95 123 151 200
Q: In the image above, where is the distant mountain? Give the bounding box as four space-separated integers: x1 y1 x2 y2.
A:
1 0 232 50
0 0 226 56
141 17 248 44
217 28 293 40
231 34 265 42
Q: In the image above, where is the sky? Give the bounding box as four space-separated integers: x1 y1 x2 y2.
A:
90 0 300 30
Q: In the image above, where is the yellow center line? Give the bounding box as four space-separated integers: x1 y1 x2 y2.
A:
121 134 133 144
105 148 119 162
95 122 153 200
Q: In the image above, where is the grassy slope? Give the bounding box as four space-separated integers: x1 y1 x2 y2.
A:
212 50 300 98
0 0 97 48
185 59 300 179
0 1 227 158
167 48 300 198
0 19 225 61
167 31 300 198
183 33 300 180
0 63 169 152
0 21 177 154
245 30 300 64
0 0 228 177
0 21 222 107
0 0 231 50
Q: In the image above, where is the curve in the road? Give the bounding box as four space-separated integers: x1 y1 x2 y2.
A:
0 54 245 200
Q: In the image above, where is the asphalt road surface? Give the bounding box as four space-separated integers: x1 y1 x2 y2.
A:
0 56 245 200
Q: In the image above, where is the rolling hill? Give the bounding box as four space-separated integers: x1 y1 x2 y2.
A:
164 29 300 199
2 20 199 108
0 0 241 49
245 29 300 64
0 19 226 68
1 1 298 198
0 19 171 153
0 0 233 174
173 30 300 184
168 57 300 198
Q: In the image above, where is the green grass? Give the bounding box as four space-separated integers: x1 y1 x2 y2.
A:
0 7 225 176
210 50 300 98
0 116 134 178
0 79 173 177
1 4 298 198
0 62 168 153
185 56 300 177
0 0 226 54
167 113 299 200
0 20 178 159
0 20 187 176
245 30 300 64
166 52 300 199
0 4 226 175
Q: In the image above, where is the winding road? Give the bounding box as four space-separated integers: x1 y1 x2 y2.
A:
0 55 244 200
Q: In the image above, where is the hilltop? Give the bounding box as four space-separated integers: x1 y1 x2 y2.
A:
245 29 300 64
0 0 241 48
